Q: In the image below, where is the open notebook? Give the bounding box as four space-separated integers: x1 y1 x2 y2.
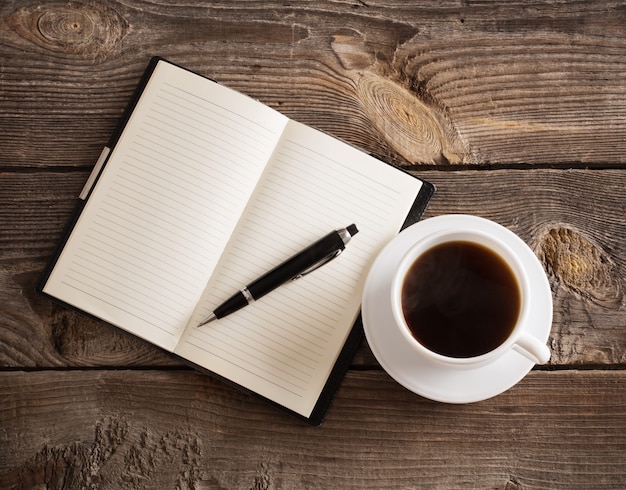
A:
39 58 433 424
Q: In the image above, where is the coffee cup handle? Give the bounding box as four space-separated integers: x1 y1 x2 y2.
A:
513 331 551 365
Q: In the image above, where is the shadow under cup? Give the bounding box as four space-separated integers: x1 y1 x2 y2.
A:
391 230 550 368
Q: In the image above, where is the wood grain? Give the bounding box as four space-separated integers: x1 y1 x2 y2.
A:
1 370 625 489
1 1 625 169
1 169 624 369
1 0 626 488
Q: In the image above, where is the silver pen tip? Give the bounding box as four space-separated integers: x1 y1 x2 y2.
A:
197 312 217 327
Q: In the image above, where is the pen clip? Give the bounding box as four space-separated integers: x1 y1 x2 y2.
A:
292 250 342 280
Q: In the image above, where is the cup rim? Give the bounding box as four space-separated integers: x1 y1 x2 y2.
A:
390 228 531 367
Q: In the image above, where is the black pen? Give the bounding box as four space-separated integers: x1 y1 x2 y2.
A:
197 224 359 326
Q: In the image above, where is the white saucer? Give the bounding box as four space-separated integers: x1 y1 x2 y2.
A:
362 215 553 403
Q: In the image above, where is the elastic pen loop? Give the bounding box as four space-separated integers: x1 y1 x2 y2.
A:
292 250 342 280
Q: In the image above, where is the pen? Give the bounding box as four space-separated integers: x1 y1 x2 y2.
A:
197 224 359 326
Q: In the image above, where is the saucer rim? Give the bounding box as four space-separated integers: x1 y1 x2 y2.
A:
362 214 553 404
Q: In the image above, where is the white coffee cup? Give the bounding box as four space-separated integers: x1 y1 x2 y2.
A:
390 228 551 369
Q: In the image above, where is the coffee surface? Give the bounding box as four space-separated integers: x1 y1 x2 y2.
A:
401 241 521 358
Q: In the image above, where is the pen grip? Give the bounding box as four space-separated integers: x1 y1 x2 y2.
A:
246 231 345 300
212 290 249 319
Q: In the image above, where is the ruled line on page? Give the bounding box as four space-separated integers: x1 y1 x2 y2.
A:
44 65 288 351
161 83 280 141
176 124 419 410
59 276 179 337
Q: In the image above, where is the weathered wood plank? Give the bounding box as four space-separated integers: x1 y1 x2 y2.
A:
1 169 624 368
1 369 625 489
2 1 626 489
1 1 625 488
423 169 626 368
1 1 625 169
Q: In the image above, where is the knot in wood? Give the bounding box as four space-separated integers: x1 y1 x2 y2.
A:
356 75 468 165
538 227 623 308
38 10 93 44
8 3 128 60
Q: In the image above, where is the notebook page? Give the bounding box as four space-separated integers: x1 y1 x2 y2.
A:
176 120 423 417
43 60 288 351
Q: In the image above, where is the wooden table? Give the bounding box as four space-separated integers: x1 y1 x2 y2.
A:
2 1 625 488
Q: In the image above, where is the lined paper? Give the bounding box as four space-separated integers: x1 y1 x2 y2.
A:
176 120 422 417
43 61 288 350
43 59 424 418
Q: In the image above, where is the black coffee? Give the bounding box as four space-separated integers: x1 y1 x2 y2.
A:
401 240 521 358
